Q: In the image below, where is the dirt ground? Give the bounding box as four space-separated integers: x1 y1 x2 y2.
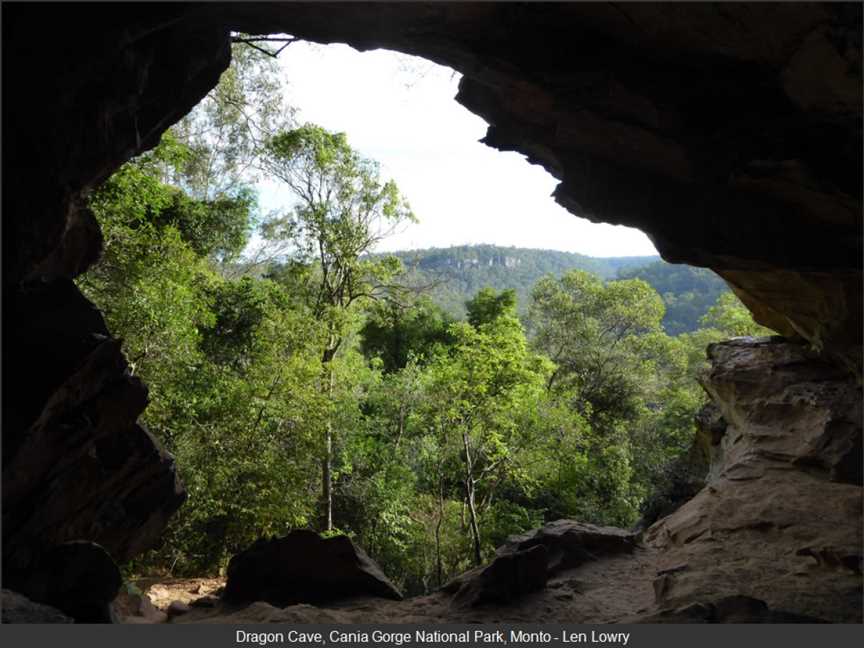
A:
117 547 661 624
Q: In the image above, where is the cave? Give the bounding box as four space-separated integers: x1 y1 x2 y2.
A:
2 2 861 623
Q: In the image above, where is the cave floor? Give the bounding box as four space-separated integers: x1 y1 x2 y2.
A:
122 547 660 624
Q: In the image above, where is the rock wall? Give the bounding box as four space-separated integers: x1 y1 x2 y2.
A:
645 338 862 623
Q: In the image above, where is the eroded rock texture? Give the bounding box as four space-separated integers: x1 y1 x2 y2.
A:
444 521 637 607
645 338 862 623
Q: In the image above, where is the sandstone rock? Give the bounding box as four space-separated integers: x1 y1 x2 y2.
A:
1 590 73 624
443 520 639 608
9 541 122 623
699 337 862 484
445 545 549 607
645 338 862 623
499 520 637 575
2 279 187 592
222 531 403 606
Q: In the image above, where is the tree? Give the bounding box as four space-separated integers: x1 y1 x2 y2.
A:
529 270 665 426
360 297 455 373
167 40 295 201
700 291 774 337
421 289 550 564
262 124 416 531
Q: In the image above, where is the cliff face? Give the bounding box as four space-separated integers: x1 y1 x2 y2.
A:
645 338 862 623
2 2 861 622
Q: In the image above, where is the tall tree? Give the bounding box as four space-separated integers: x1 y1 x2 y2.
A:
422 289 549 564
262 124 415 531
167 40 295 201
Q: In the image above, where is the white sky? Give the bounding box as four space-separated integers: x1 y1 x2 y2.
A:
255 41 658 258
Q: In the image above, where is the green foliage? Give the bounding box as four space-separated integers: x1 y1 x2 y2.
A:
466 287 518 328
359 298 455 373
700 291 774 337
152 188 256 262
617 261 729 335
382 245 657 319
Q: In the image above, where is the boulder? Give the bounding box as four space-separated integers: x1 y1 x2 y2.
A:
1 590 72 624
445 545 549 607
499 520 637 575
112 587 166 624
443 520 638 608
10 541 122 623
166 600 191 619
222 531 403 606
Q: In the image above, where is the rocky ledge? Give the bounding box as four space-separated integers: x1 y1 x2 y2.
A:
644 337 862 623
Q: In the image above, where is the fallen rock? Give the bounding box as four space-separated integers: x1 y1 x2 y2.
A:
499 520 637 575
1 589 73 623
222 531 403 606
12 541 122 623
443 519 638 608
445 545 549 607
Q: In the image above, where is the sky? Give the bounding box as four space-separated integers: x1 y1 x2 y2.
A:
255 41 658 258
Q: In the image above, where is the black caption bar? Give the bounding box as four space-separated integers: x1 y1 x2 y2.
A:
1 623 862 648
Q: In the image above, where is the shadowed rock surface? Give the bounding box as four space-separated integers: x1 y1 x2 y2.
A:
223 531 403 606
3 284 186 594
645 338 862 623
5 541 122 623
443 521 637 608
444 545 550 607
1 590 73 624
628 595 827 624
498 520 637 575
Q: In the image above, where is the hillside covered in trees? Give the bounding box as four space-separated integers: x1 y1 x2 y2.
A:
377 246 730 335
75 41 772 597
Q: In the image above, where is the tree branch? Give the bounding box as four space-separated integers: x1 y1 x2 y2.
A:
231 36 298 58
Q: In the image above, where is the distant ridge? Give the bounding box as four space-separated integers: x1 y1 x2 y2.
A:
373 244 657 317
372 244 727 334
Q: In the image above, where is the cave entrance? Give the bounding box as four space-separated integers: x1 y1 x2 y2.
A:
4 3 860 623
74 36 756 597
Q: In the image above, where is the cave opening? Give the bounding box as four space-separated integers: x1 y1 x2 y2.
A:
2 2 861 624
74 34 734 594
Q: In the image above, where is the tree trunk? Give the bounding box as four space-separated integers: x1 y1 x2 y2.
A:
462 431 483 566
435 473 444 587
321 343 337 532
